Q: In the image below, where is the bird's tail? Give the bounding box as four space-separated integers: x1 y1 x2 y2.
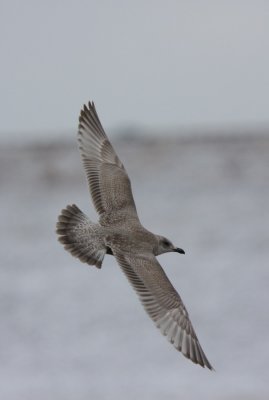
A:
56 204 106 268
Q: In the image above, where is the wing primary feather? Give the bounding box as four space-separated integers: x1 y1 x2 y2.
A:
77 101 139 219
112 250 213 370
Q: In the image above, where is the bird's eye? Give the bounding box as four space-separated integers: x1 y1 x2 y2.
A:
163 239 170 247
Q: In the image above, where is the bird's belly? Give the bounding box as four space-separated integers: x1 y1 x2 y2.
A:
105 227 156 255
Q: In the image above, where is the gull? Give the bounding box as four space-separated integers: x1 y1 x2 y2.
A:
56 101 213 370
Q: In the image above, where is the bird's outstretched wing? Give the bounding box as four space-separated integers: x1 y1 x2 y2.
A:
113 249 213 369
78 102 139 222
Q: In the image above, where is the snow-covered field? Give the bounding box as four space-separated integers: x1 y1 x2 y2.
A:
1 133 269 399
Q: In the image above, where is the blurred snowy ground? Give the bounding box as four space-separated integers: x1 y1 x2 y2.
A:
1 133 269 400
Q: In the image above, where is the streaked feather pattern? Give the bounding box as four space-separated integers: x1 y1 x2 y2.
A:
113 250 213 369
56 100 213 370
78 102 138 218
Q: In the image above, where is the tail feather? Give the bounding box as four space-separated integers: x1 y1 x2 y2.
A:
56 204 106 268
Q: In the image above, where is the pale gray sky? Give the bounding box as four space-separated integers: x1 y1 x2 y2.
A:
1 0 269 141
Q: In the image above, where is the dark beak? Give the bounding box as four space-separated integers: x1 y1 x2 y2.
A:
174 247 185 254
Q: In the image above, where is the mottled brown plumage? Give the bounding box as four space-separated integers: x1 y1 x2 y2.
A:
56 101 213 370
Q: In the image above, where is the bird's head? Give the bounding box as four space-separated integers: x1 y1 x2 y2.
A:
155 235 185 256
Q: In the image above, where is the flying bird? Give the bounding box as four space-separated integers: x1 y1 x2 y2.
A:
56 101 213 370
